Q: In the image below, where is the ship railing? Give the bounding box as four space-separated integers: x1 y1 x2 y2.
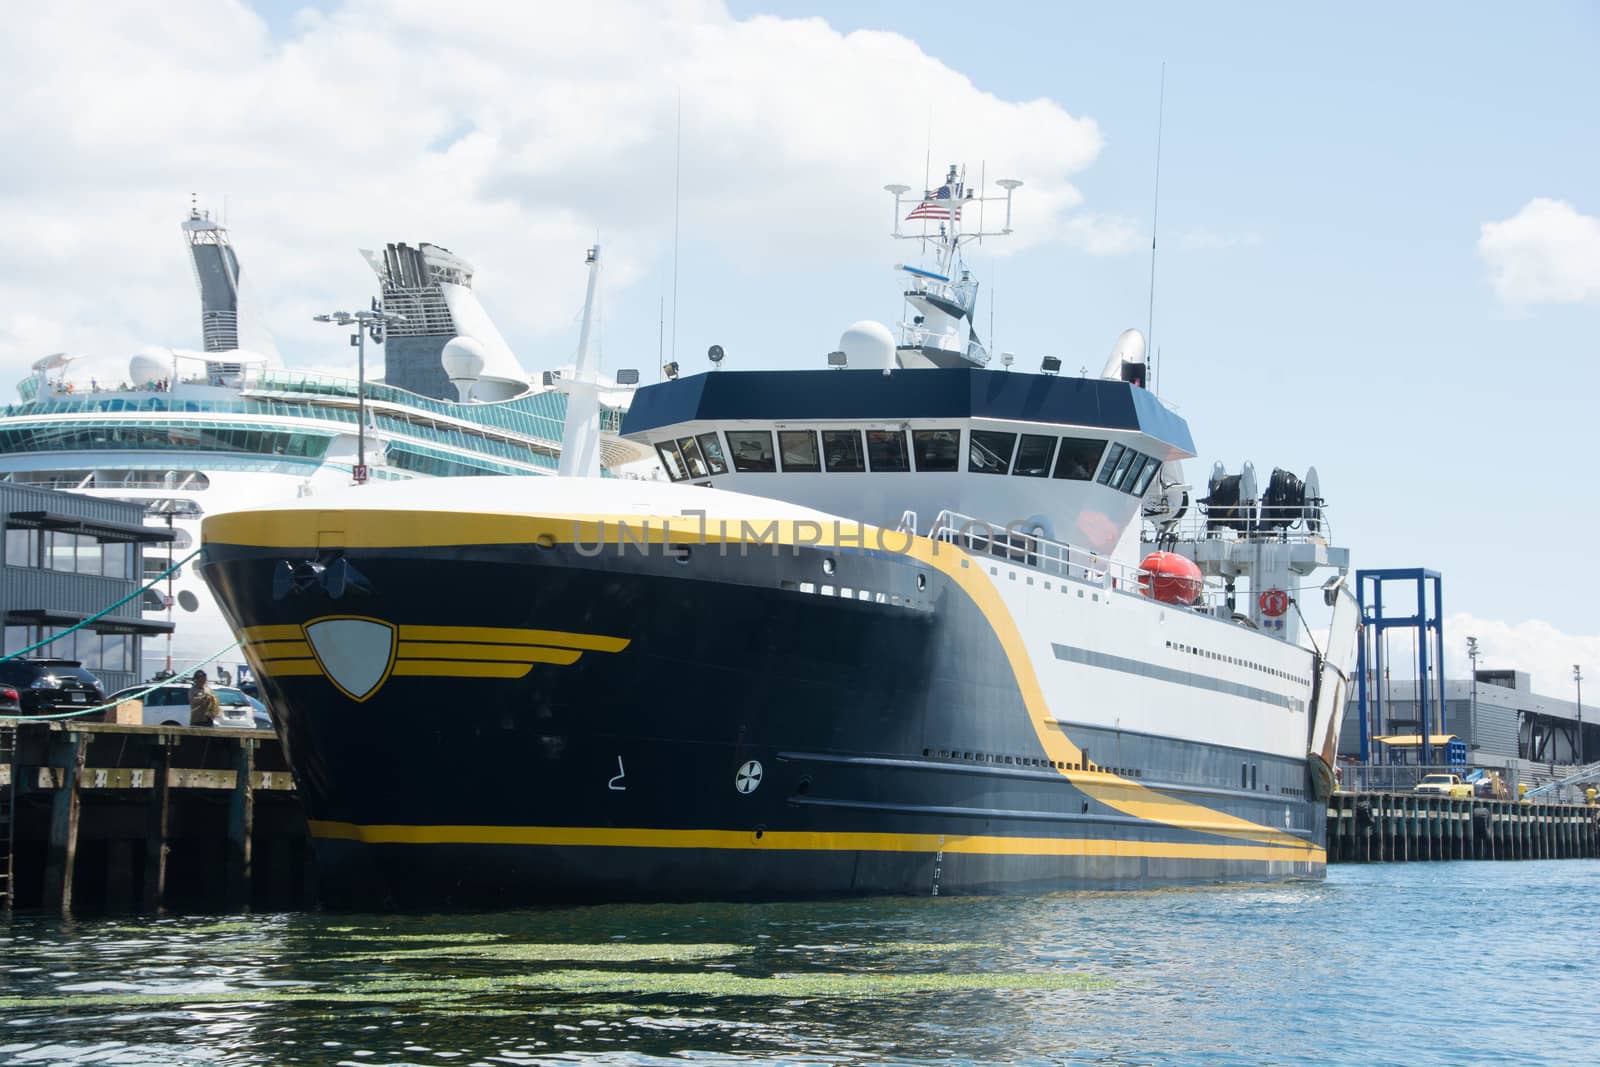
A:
903 274 978 316
1152 506 1336 549
896 325 991 366
926 509 1121 586
925 509 1228 611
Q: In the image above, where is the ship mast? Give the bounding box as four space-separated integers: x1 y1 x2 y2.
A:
882 165 1021 369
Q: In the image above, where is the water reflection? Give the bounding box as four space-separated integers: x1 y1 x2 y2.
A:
1 864 1595 1066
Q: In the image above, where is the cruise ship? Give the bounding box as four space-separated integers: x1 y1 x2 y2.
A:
1 209 647 680
200 167 1360 906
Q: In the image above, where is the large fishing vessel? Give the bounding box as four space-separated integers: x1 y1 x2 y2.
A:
200 168 1359 906
1 209 646 679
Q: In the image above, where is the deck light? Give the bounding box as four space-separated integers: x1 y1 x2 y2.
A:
312 302 406 483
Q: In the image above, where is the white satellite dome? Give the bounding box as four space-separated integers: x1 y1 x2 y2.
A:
1101 328 1146 380
441 335 488 401
839 320 896 374
129 353 167 385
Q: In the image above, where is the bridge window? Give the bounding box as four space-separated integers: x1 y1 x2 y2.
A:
726 430 776 472
1112 452 1146 491
865 430 908 472
912 429 960 472
676 436 710 479
1096 443 1127 485
1013 434 1056 477
696 433 728 475
655 440 689 481
968 430 1016 475
823 430 865 472
778 430 821 473
1054 437 1107 481
1131 458 1161 496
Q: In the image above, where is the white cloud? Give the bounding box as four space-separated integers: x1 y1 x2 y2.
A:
1442 613 1599 697
0 0 1106 385
1059 212 1143 256
1477 198 1600 305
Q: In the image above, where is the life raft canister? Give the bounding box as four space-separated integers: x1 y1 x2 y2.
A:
1137 551 1203 605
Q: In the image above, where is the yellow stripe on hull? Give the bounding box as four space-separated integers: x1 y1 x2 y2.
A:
252 639 313 661
399 625 629 653
240 623 308 642
306 819 1325 865
257 658 322 676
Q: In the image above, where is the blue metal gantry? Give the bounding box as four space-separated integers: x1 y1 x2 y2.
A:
1355 568 1446 767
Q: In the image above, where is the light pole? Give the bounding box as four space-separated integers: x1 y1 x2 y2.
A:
1466 636 1480 753
313 302 405 484
1576 665 1585 766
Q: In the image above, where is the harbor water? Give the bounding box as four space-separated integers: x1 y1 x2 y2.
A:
1 861 1594 1066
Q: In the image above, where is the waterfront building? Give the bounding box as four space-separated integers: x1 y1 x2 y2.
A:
1 482 175 695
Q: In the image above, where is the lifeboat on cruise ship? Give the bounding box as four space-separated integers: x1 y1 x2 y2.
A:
1137 551 1203 605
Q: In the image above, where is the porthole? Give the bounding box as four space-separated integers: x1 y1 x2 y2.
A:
822 558 836 575
177 590 200 613
916 574 927 591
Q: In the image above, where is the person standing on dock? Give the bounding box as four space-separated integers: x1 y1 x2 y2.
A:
188 669 220 727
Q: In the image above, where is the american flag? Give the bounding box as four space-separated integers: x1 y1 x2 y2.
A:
906 198 961 222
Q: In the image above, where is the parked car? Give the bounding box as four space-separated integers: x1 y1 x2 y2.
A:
106 681 261 730
241 690 273 730
0 658 105 716
0 681 21 715
1413 773 1471 797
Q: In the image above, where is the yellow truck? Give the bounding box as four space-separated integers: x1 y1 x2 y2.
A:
1414 773 1473 798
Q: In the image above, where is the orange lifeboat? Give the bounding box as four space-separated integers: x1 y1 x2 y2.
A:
1137 551 1203 605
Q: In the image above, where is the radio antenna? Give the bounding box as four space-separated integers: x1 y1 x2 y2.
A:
669 90 682 381
1146 62 1166 395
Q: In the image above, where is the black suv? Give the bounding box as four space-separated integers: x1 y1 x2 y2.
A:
0 658 105 715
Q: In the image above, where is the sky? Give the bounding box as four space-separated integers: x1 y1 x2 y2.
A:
1 1 1596 694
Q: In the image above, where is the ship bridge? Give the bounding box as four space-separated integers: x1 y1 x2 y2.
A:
621 366 1194 558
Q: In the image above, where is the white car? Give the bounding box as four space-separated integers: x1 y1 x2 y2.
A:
106 682 259 729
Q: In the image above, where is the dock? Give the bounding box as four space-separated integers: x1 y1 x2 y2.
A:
1 721 315 914
5 721 1600 914
1325 791 1600 863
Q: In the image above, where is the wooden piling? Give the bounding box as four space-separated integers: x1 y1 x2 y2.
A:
1324 791 1598 864
41 734 86 916
142 739 172 913
226 737 255 910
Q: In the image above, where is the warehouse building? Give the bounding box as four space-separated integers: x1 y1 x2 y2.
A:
2 482 175 695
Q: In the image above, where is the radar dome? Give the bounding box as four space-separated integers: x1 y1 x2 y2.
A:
441 335 488 401
1101 328 1146 380
838 320 896 374
129 353 167 385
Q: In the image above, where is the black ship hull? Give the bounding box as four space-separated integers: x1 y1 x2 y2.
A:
200 506 1325 909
